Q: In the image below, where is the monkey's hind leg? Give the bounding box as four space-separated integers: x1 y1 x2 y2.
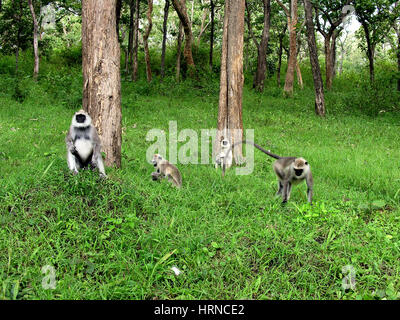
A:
167 174 181 188
276 181 283 196
281 181 292 204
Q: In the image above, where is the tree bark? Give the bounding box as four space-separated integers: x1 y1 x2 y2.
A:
28 0 39 81
127 0 135 76
246 0 271 92
216 0 245 165
397 27 400 91
362 22 375 83
276 0 297 96
209 0 215 70
143 0 153 82
82 0 122 167
176 21 184 81
276 24 286 88
304 0 325 116
132 0 140 81
172 0 196 76
161 0 170 80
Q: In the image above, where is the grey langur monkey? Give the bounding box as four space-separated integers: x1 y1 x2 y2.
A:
222 140 313 204
151 154 182 188
215 137 232 172
65 109 107 178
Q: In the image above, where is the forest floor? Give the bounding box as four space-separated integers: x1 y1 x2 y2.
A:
1 66 400 299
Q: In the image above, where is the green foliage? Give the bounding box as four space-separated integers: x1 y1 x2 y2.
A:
0 54 400 299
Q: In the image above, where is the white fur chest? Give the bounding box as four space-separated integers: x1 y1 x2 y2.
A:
75 139 93 161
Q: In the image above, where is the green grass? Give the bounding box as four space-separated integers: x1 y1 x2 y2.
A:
1 63 400 300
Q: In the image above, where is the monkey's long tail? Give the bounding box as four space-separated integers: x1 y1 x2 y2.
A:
221 140 281 177
242 140 281 159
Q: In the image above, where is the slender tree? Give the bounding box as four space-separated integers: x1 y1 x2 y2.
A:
245 0 271 92
132 0 140 81
354 0 395 83
161 0 170 80
209 0 215 69
176 21 184 81
172 0 196 76
276 0 298 96
82 0 122 167
314 0 351 89
216 0 245 165
143 0 153 82
127 0 135 76
304 0 326 116
28 0 39 81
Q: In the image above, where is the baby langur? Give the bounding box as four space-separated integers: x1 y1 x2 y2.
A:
215 137 232 172
222 140 313 204
151 154 182 188
65 109 107 178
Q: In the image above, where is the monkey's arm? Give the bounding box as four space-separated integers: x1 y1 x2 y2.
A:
66 129 79 173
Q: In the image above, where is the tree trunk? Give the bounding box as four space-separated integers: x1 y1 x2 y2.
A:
303 0 325 116
132 0 140 81
161 0 170 80
116 0 122 37
362 23 375 83
397 29 400 91
127 0 135 76
324 36 334 89
15 0 23 74
278 0 297 96
28 0 39 81
143 0 153 82
277 25 286 88
176 21 184 81
295 61 303 89
172 0 196 76
209 0 215 70
253 0 271 92
82 0 122 167
216 0 245 165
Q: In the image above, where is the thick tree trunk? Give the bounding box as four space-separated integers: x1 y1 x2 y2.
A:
82 0 122 167
216 0 245 165
28 0 39 81
303 0 325 116
209 0 215 70
143 0 153 82
132 0 140 81
161 0 170 80
176 21 184 81
172 0 196 76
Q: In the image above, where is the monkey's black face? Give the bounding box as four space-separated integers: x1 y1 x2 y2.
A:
76 114 86 123
294 169 303 176
222 140 228 146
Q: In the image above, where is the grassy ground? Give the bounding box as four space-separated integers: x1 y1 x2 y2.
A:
0 63 400 300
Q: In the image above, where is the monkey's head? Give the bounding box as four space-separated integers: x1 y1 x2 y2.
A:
293 158 309 177
221 139 230 148
152 154 163 167
72 109 92 128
